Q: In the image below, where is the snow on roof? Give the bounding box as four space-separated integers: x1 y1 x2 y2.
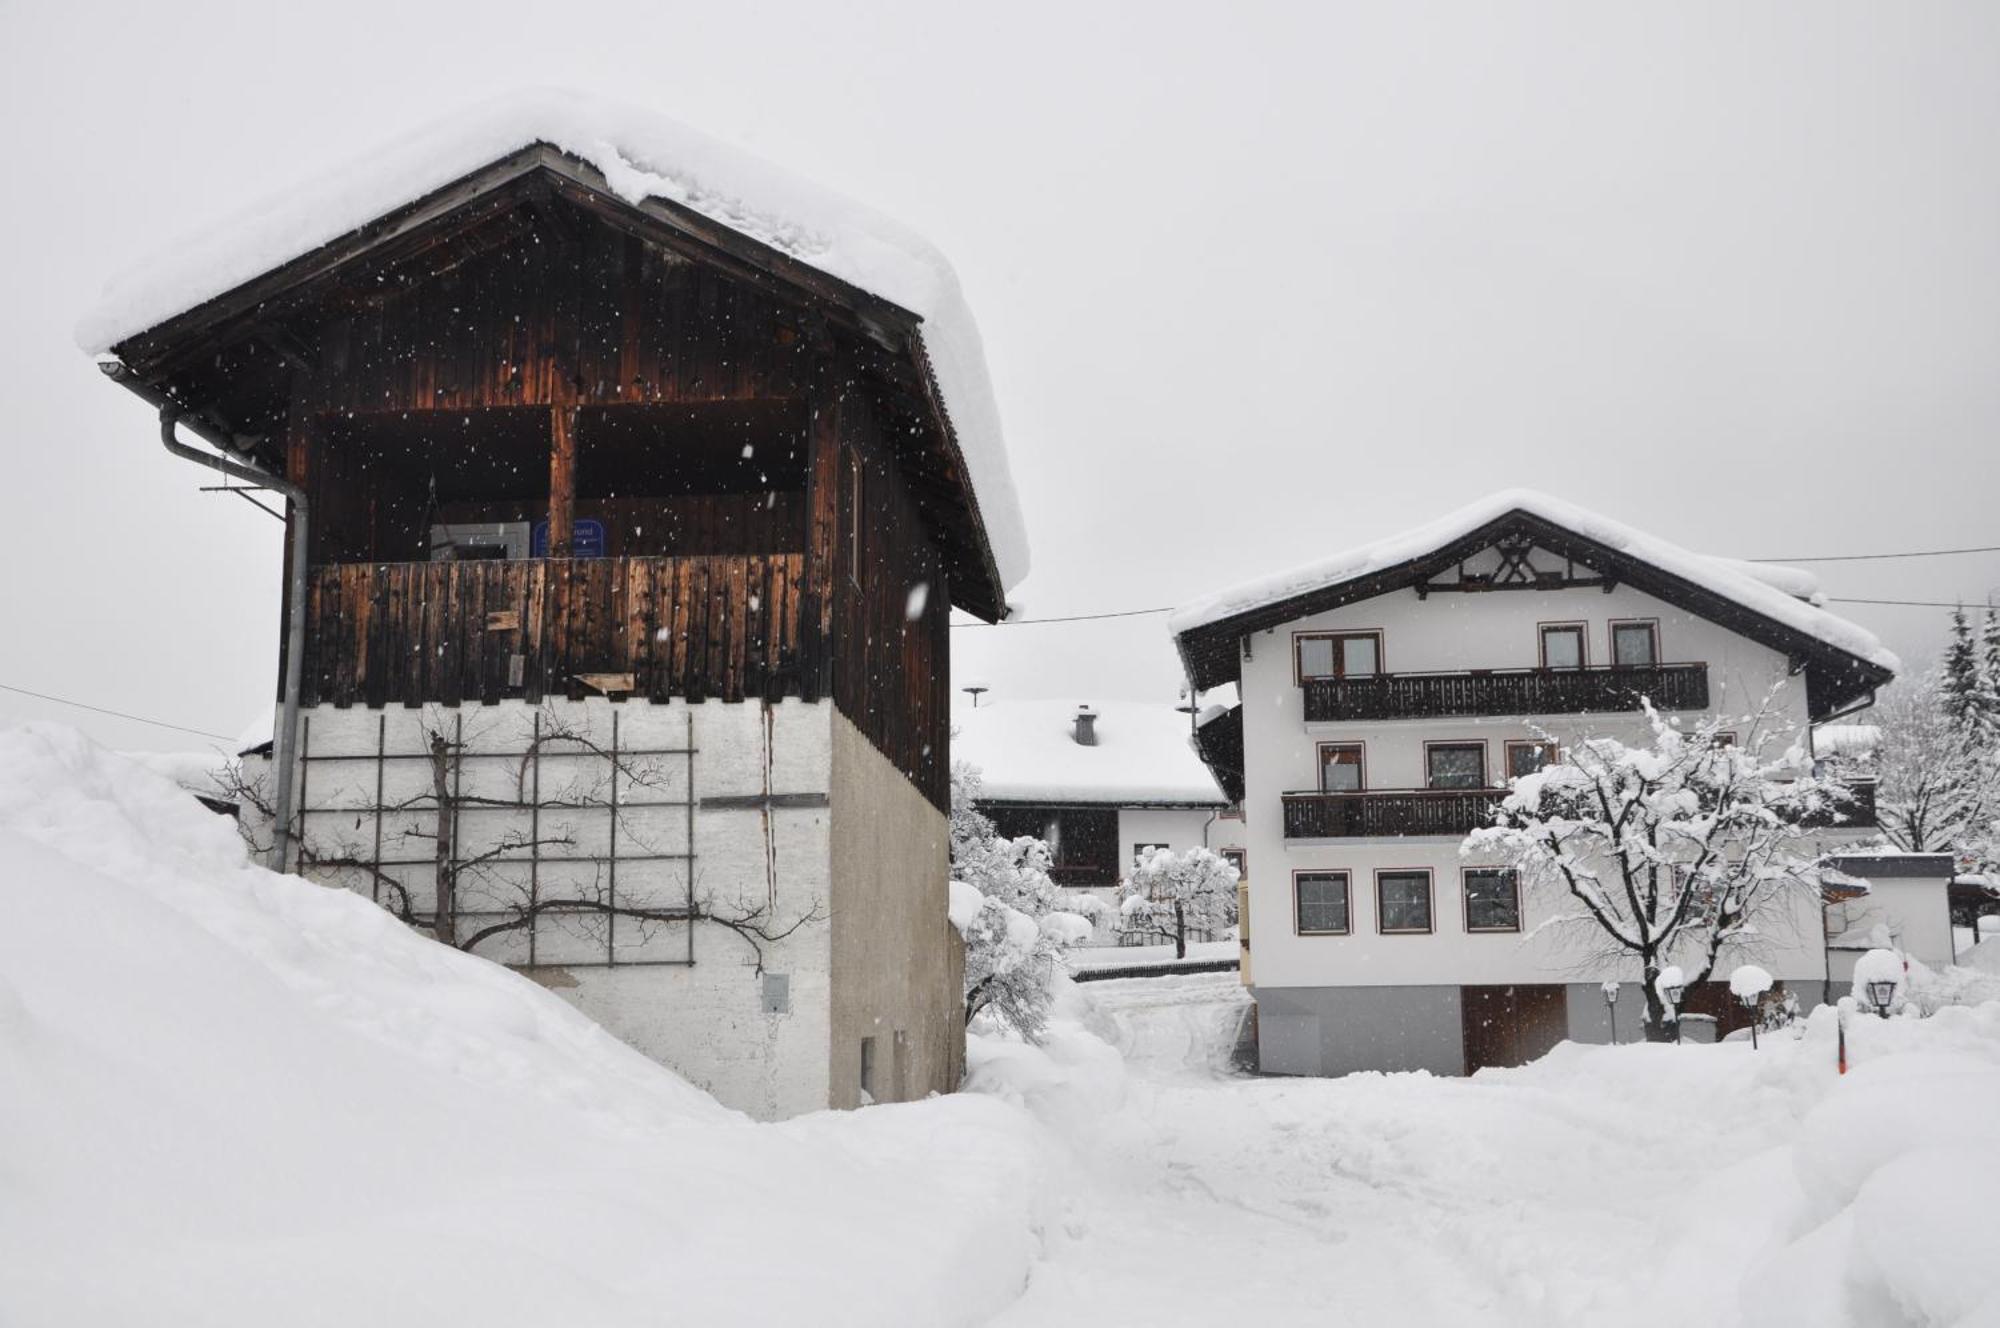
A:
952 699 1227 806
77 88 1028 593
1167 488 1898 674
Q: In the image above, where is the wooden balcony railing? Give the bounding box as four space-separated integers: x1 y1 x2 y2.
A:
299 553 813 708
1281 788 1503 839
1302 662 1710 722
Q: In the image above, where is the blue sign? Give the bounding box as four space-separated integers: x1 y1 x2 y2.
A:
532 518 607 558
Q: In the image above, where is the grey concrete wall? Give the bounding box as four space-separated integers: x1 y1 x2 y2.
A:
1252 984 1466 1077
828 709 963 1108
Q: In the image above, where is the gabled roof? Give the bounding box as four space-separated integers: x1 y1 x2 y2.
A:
1169 489 1897 718
80 89 1028 607
952 699 1228 807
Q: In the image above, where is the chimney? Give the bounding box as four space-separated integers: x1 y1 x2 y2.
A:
1073 704 1098 746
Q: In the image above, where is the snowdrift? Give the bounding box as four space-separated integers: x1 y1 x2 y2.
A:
0 724 1046 1328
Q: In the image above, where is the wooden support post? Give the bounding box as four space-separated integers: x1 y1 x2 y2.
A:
548 403 577 558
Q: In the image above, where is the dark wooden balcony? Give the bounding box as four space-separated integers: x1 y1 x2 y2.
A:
299 553 813 708
1302 662 1710 722
1282 788 1503 839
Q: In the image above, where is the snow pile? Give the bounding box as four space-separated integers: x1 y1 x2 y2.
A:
1167 488 1898 674
952 698 1227 805
78 88 1027 592
0 723 1046 1327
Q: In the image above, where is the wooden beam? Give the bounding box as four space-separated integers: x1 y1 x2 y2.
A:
548 404 577 557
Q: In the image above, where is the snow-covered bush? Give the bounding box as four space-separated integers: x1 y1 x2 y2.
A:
1467 702 1852 1040
948 761 1088 1040
1118 846 1240 959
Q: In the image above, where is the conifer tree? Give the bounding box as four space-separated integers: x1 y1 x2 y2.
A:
1940 607 1989 735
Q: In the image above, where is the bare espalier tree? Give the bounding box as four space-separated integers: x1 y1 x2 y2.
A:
1465 703 1855 1040
1119 846 1240 960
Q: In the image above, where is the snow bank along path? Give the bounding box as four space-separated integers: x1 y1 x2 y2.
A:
976 984 2000 1328
0 725 1047 1328
77 87 1027 593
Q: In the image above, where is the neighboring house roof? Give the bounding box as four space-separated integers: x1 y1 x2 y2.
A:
1168 489 1897 717
79 88 1028 610
952 699 1227 807
1821 852 1956 879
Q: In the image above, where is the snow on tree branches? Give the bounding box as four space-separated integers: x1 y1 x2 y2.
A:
1465 703 1857 1041
1118 846 1240 960
948 762 1093 1041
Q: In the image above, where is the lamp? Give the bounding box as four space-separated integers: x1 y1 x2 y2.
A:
1865 978 1897 1019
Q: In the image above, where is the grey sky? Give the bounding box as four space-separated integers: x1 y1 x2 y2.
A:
3 1 1996 750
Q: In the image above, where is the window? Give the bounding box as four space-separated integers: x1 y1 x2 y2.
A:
1376 870 1434 934
1319 743 1366 792
1132 842 1170 868
987 805 1119 886
1539 623 1586 670
1711 731 1738 749
1425 742 1486 790
1295 631 1383 681
1610 620 1659 667
1295 871 1351 934
1463 868 1521 932
1220 848 1247 881
1505 740 1559 782
859 1035 877 1103
844 446 864 587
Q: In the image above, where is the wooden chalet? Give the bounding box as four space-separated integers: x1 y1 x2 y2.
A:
96 136 1017 813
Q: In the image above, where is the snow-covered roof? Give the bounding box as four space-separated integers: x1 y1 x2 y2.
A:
78 88 1027 594
952 699 1227 807
1168 488 1898 675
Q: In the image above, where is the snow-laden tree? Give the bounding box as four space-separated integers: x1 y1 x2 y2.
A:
1119 846 1240 960
1871 672 1996 861
1941 607 1999 740
1465 704 1854 1040
948 761 1093 1039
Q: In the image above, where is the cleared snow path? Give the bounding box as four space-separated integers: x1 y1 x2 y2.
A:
983 982 2000 1328
1079 971 1251 1080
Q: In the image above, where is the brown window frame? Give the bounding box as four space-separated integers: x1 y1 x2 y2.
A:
1503 739 1560 782
1423 740 1489 791
1711 731 1738 749
1220 848 1248 881
1293 869 1352 936
1292 630 1385 684
1317 741 1367 793
1608 618 1661 667
1374 868 1435 935
1461 867 1522 934
1537 621 1589 670
1131 842 1171 868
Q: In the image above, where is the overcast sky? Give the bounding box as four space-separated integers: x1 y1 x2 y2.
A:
3 1 1997 751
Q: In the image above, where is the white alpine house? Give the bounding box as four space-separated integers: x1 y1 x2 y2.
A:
1172 489 1918 1075
952 697 1245 941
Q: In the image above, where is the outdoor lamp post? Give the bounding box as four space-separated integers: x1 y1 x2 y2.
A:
1662 981 1685 1043
1601 981 1620 1045
1866 979 1897 1019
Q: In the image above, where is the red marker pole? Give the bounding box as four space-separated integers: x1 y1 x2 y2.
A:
1837 1006 1848 1076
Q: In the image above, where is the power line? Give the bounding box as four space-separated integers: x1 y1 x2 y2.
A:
1827 597 1991 610
1750 544 2000 564
954 605 1174 628
0 681 235 742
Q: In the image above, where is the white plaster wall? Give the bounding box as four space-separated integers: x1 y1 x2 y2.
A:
1237 576 1830 993
277 697 836 1121
1825 873 1956 981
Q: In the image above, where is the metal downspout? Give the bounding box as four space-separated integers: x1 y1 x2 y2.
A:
141 395 308 874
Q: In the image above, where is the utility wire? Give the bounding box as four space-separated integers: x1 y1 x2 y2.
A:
956 594 1984 628
1749 544 2000 564
954 606 1174 627
1827 597 1991 610
0 681 235 742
